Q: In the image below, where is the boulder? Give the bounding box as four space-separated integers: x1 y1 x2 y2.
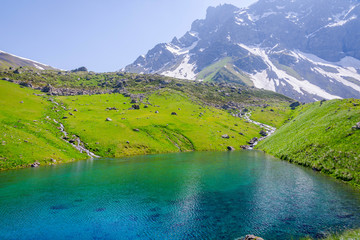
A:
227 146 235 151
155 111 159 114
171 112 177 115
240 145 250 150
353 122 360 130
106 118 112 121
259 130 267 137
132 104 140 110
31 161 41 168
133 129 140 132
222 134 230 139
20 82 32 88
248 137 258 145
41 84 54 93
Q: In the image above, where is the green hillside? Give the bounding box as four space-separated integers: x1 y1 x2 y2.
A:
0 81 86 170
0 68 293 170
257 99 360 186
57 89 263 157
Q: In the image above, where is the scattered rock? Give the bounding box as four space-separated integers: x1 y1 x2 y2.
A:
50 158 56 163
130 99 137 104
144 105 149 108
69 112 73 116
126 141 130 144
221 134 230 139
227 146 235 151
20 101 24 104
74 109 78 112
106 107 118 111
171 112 177 115
240 145 250 150
239 132 244 136
105 118 112 121
155 111 159 114
133 129 140 132
62 116 68 119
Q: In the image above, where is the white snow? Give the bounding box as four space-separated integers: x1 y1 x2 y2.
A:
162 55 197 80
239 44 342 99
293 51 360 93
326 15 357 27
251 70 276 91
33 64 44 70
0 50 51 69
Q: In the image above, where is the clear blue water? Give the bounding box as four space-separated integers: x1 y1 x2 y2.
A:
1 151 360 240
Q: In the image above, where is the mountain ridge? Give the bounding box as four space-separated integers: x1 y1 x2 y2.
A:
0 50 56 70
124 0 360 102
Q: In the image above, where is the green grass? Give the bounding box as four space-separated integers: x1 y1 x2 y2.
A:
0 81 87 170
302 228 360 239
57 89 264 157
196 57 233 81
249 103 294 128
257 99 360 186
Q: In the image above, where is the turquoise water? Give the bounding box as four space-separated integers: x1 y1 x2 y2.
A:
1 151 360 240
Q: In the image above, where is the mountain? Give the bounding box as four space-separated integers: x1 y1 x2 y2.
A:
124 0 360 102
0 50 56 70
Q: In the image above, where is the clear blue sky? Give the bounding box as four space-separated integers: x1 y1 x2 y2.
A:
0 0 257 72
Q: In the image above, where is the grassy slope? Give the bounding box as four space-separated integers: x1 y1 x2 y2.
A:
196 57 233 81
58 89 263 157
303 229 360 240
0 81 86 170
257 99 360 186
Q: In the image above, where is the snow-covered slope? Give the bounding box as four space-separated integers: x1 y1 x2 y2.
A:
0 50 56 70
124 0 360 102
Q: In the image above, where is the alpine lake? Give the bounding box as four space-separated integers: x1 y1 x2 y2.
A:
1 151 360 240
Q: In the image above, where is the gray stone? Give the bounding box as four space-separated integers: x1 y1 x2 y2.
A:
227 146 235 151
106 118 112 121
222 134 230 139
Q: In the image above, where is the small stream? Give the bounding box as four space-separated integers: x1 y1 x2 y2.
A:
53 119 99 158
243 112 276 149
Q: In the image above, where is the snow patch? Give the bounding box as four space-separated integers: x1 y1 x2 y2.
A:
326 15 357 27
239 44 342 100
0 50 51 69
162 55 197 80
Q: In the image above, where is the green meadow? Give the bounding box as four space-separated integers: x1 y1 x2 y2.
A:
0 81 86 170
57 89 263 157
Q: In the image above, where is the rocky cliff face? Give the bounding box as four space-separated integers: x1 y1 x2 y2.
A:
124 0 360 102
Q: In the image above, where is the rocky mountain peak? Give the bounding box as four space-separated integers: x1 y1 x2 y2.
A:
124 0 360 103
